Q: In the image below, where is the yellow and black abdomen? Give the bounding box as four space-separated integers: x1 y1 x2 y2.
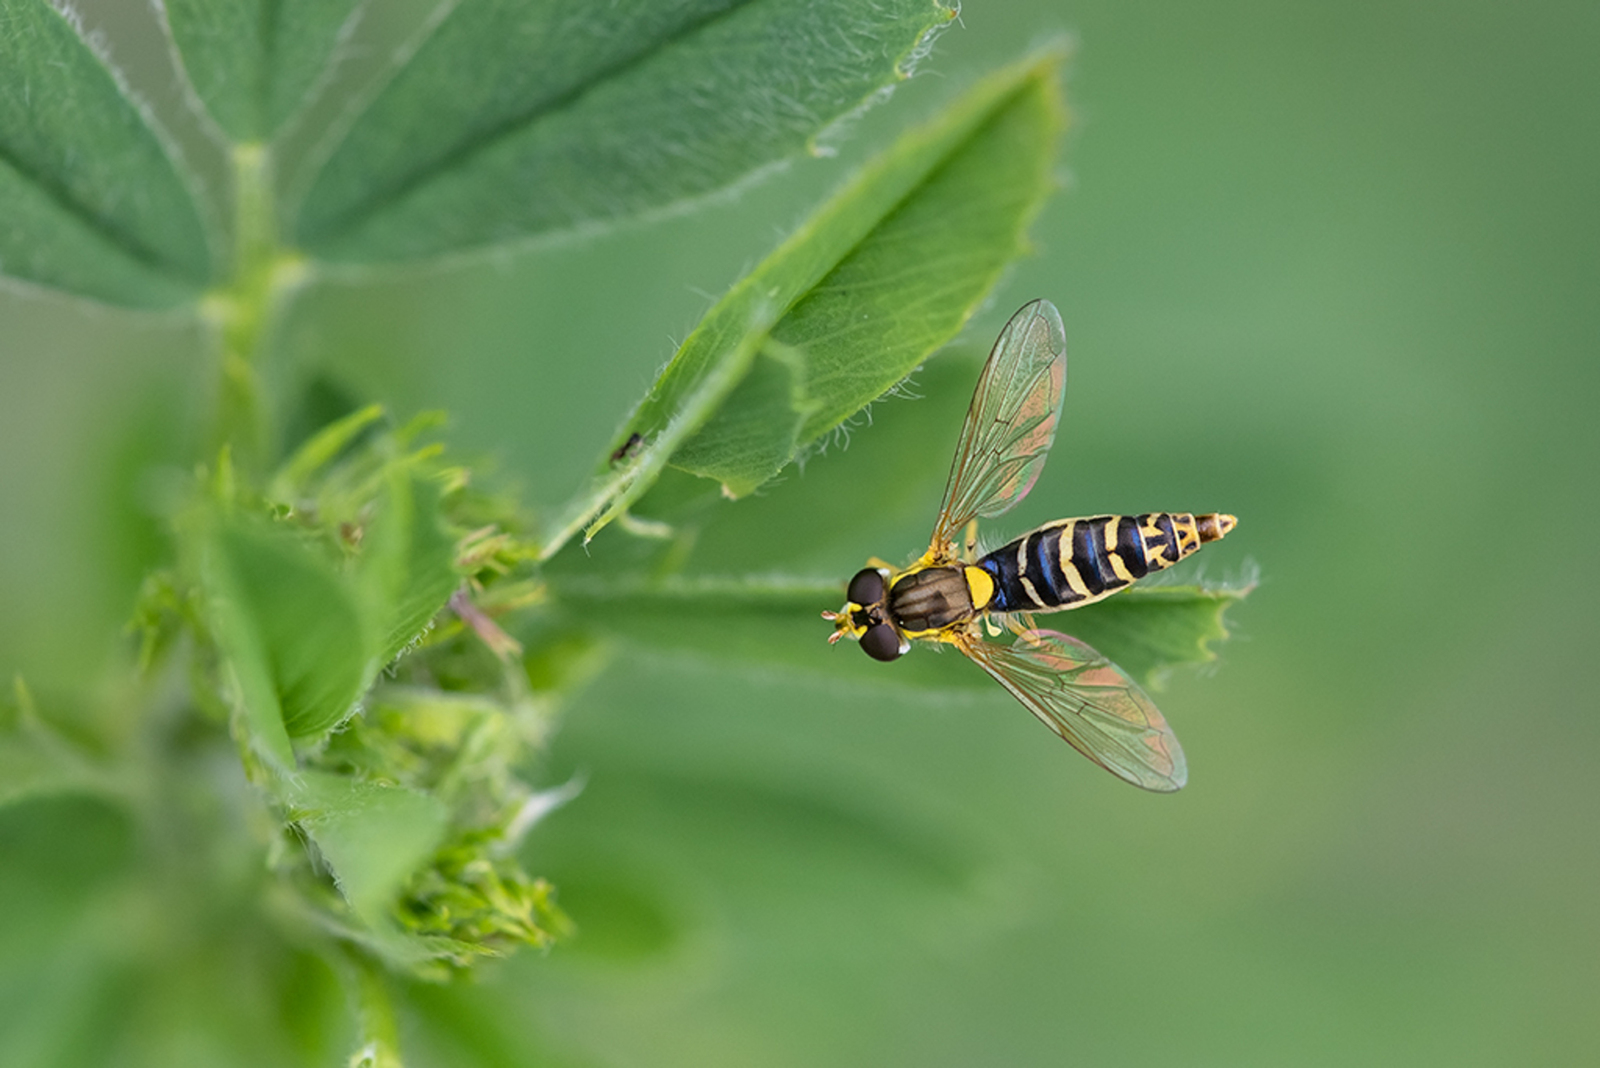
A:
978 512 1235 613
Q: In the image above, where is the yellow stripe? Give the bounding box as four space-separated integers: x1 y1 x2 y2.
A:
1140 518 1169 567
1104 518 1134 583
1012 538 1045 607
1059 560 1091 599
1053 520 1074 580
1052 521 1092 598
1173 513 1199 557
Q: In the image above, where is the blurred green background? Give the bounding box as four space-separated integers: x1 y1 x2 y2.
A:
3 1 1598 1065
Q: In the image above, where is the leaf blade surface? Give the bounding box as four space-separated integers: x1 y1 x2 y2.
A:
162 0 365 140
0 0 211 305
295 0 954 261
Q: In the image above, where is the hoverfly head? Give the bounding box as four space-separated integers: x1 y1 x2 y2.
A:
820 568 906 662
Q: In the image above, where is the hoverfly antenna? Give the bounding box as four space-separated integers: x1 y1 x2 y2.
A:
822 607 851 645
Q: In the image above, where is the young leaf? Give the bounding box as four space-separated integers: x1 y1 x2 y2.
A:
293 0 955 262
671 52 1066 496
542 48 1065 555
267 403 386 501
291 770 449 927
0 0 211 306
200 525 297 769
361 471 461 665
202 518 376 750
161 0 365 142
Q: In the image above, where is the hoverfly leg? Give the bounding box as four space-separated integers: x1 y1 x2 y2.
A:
1004 613 1038 637
963 519 979 561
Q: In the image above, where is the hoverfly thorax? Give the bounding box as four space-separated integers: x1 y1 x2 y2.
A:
884 566 977 635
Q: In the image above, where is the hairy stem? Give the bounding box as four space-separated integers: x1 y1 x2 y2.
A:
345 948 404 1068
203 143 310 477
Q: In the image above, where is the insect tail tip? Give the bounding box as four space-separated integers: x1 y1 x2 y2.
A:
1197 512 1237 542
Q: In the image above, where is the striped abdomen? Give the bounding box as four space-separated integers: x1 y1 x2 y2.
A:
978 513 1236 613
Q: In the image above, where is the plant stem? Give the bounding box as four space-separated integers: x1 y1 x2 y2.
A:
345 947 405 1068
203 142 309 478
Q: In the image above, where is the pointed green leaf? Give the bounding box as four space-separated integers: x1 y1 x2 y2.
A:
161 0 365 141
361 471 461 665
201 525 296 768
267 403 386 501
203 518 375 750
0 0 211 305
538 298 780 556
659 339 819 501
294 0 955 261
671 51 1066 496
291 770 448 927
542 49 1065 555
551 575 1248 691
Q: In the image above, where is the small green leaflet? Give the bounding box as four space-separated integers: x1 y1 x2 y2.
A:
542 48 1067 556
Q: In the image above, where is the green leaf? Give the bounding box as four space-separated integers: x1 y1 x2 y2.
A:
201 518 375 755
361 471 461 665
161 0 365 141
550 575 1248 692
1062 582 1253 685
200 526 296 768
0 0 211 305
539 299 780 557
267 407 460 665
267 402 386 500
291 770 448 927
293 0 955 261
672 51 1065 495
0 695 101 809
657 338 820 501
667 347 984 575
541 48 1065 555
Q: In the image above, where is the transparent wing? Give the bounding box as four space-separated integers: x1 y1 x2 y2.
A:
931 300 1067 551
956 628 1187 792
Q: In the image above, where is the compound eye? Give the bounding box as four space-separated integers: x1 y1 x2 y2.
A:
847 568 886 607
859 622 904 662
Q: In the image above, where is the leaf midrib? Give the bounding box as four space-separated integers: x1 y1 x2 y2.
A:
305 0 762 244
255 0 280 133
0 139 200 285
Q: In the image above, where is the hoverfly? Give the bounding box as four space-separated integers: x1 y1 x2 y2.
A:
823 300 1236 791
